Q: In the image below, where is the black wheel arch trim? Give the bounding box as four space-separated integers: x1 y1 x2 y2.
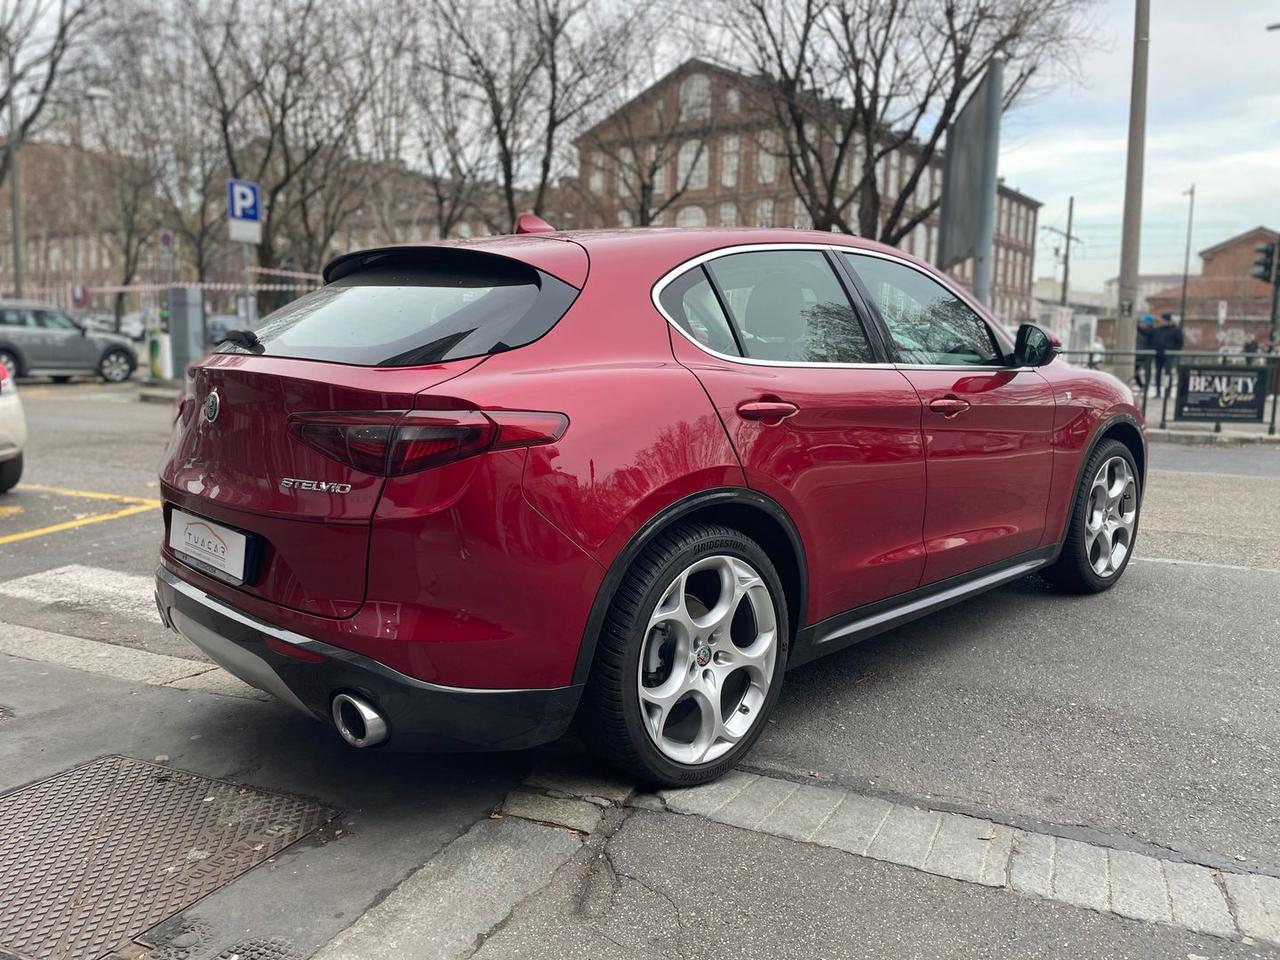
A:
1059 412 1146 544
571 486 808 686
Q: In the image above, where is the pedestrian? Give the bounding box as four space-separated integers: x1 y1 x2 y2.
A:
1134 315 1154 392
1243 336 1259 364
1151 312 1184 397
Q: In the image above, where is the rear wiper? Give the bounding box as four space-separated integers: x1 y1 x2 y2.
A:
217 328 264 353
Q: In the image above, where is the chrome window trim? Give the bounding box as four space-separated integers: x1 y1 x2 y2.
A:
650 241 1020 372
650 242 889 370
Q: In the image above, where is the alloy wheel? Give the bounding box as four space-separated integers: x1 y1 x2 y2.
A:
101 352 131 382
636 554 778 765
1084 455 1138 578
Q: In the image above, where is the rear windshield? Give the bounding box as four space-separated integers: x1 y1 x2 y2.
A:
216 253 578 366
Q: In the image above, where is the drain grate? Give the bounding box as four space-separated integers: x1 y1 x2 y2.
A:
0 756 334 960
216 938 303 960
0 705 13 721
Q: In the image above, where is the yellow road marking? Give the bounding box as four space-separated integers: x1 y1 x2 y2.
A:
0 502 159 545
0 484 161 545
20 483 158 506
0 505 22 520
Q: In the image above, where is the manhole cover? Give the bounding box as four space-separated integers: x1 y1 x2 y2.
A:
0 756 334 960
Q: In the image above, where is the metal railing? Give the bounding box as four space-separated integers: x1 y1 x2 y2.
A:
1059 348 1279 435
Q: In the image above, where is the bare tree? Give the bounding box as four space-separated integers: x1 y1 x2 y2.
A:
0 0 101 186
578 31 727 229
713 0 1094 242
431 0 641 232
183 0 381 310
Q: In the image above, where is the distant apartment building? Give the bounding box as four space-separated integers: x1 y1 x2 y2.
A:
573 59 1040 322
1101 273 1186 317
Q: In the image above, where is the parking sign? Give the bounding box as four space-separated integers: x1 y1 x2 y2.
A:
227 179 262 244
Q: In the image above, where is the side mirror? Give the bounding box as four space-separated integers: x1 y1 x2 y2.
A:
1014 323 1059 367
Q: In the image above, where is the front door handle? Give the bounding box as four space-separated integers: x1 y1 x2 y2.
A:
737 400 799 422
928 396 971 418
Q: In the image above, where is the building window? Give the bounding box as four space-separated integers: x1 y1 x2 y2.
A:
757 133 778 184
588 150 605 194
725 88 740 113
721 135 739 188
756 198 775 227
617 146 636 198
676 205 706 228
651 146 667 198
719 202 737 226
677 140 708 190
793 197 809 229
679 73 711 121
618 209 634 228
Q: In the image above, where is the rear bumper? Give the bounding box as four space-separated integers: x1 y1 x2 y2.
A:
155 566 582 752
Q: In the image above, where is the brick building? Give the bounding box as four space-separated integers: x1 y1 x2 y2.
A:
1146 226 1278 350
573 59 1040 322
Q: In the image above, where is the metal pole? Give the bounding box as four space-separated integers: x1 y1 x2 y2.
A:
972 58 1003 308
241 242 253 324
6 43 23 299
1115 0 1150 383
1060 196 1073 306
1270 266 1279 353
1179 184 1195 326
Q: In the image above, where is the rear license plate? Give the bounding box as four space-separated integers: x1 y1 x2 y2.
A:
169 509 249 583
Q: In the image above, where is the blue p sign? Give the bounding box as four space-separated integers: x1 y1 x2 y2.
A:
228 179 260 222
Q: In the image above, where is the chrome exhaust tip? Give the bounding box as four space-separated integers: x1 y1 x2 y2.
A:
331 692 389 748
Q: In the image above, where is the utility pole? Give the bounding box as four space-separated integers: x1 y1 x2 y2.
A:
5 39 23 299
1178 184 1195 327
1041 197 1081 306
1115 0 1150 381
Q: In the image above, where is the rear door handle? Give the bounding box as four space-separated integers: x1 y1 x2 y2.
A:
928 396 970 418
737 400 799 422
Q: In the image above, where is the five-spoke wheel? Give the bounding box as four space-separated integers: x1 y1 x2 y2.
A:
581 522 789 786
637 554 778 765
1044 437 1142 593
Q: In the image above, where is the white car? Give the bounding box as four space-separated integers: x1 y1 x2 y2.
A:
0 361 26 493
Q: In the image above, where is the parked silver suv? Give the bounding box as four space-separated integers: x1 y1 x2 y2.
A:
0 301 137 382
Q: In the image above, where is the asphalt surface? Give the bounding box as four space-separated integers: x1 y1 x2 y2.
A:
2 378 1278 959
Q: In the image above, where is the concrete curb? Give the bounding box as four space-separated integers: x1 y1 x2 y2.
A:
0 620 267 700
649 770 1278 948
1147 428 1279 446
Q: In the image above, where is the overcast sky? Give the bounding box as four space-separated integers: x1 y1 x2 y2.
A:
998 0 1280 292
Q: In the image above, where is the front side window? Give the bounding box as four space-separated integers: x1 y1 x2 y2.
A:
705 250 874 364
843 253 1001 366
35 311 76 331
658 267 740 356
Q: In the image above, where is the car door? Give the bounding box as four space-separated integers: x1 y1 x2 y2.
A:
33 309 97 370
659 245 927 624
840 251 1056 585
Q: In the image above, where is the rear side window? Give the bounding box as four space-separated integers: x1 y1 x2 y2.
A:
705 250 874 364
218 252 578 367
658 267 741 356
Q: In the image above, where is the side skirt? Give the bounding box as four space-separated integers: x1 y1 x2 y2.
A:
789 544 1060 669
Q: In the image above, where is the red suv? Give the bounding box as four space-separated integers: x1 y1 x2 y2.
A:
155 228 1145 786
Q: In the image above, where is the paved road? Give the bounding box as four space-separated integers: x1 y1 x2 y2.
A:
1 380 1277 959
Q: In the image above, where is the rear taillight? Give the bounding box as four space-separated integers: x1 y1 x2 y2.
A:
289 410 567 477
